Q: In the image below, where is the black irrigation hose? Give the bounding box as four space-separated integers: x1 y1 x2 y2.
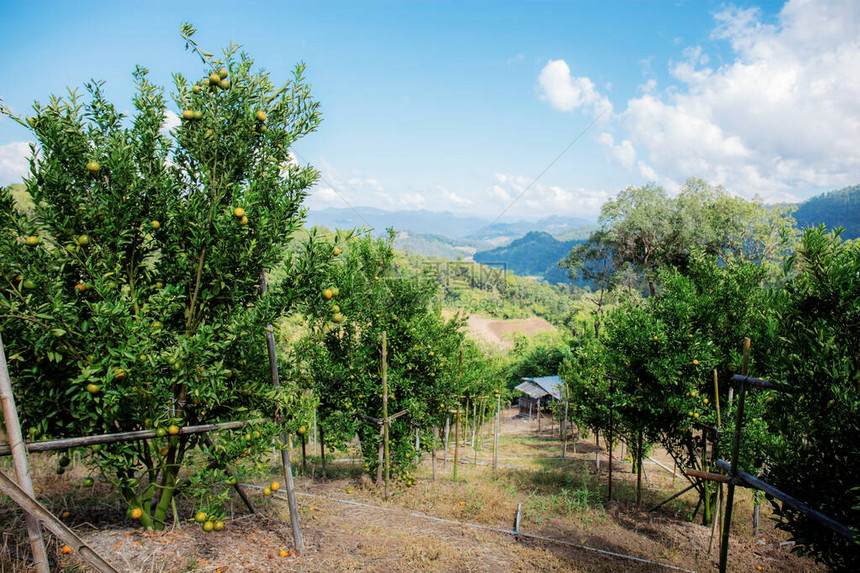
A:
246 484 698 573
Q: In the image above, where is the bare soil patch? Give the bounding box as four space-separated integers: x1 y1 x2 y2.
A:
462 315 557 350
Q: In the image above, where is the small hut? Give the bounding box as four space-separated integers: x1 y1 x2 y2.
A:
515 375 563 418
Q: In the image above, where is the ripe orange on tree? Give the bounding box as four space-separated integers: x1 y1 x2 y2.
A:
85 160 100 174
25 235 40 246
131 507 143 520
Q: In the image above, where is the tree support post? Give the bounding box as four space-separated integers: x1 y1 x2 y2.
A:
0 471 118 573
493 391 500 473
261 269 302 554
0 334 50 573
382 331 390 500
719 337 750 573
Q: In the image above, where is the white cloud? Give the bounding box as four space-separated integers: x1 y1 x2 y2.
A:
438 186 474 206
307 160 425 210
598 133 636 169
537 59 612 116
489 172 609 218
0 141 32 186
615 0 860 201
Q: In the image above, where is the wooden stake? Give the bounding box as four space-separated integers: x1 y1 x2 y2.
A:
260 269 302 554
414 426 420 466
454 348 461 481
432 428 437 480
493 392 500 473
709 369 723 555
562 384 569 458
453 408 459 481
607 377 614 501
473 401 478 467
301 433 307 475
443 416 450 468
0 335 49 573
382 331 390 500
319 424 326 478
636 429 643 508
720 337 750 573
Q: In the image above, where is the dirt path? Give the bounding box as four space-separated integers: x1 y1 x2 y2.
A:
5 408 827 573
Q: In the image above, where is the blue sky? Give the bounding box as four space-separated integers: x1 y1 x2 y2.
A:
2 0 857 221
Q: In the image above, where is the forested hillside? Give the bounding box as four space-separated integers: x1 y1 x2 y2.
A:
473 231 581 285
793 184 859 239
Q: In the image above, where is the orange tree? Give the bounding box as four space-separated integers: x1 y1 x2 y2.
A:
0 24 327 529
599 255 774 521
762 228 860 569
295 231 468 478
559 329 610 448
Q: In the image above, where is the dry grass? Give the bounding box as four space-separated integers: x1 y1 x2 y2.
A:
1 409 828 573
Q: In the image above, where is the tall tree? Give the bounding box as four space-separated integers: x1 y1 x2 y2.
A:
0 25 325 529
567 178 797 296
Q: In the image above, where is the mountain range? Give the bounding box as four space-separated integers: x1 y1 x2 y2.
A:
307 185 859 285
304 206 594 243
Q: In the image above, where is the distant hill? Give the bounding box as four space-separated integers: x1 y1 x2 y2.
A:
473 231 582 285
393 231 478 260
793 184 859 240
305 207 595 244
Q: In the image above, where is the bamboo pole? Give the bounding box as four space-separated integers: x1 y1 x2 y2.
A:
636 429 643 508
0 419 258 456
202 434 256 513
493 391 500 473
432 428 437 481
453 348 461 481
607 378 613 501
562 384 569 458
260 269 303 554
0 334 49 573
453 409 459 481
0 470 117 573
382 331 390 500
708 369 723 555
319 425 326 478
720 337 750 573
414 426 420 466
443 416 450 468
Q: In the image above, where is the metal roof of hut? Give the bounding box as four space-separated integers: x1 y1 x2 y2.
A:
515 375 563 401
